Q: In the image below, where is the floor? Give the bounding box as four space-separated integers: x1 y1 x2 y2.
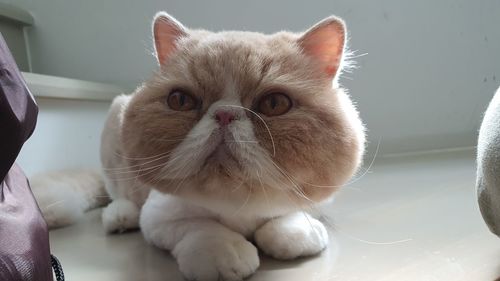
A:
48 149 500 281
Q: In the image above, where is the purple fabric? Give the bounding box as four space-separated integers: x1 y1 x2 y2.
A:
0 34 53 281
0 35 38 179
0 165 53 281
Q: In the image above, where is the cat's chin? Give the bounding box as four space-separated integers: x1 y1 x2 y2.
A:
200 137 246 176
206 143 237 164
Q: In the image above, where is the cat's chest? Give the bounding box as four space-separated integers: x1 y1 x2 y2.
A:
218 215 267 238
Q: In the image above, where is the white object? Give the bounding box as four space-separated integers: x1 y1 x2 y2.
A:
16 73 122 176
477 86 500 236
22 72 122 101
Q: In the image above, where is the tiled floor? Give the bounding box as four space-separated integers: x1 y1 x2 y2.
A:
49 149 500 280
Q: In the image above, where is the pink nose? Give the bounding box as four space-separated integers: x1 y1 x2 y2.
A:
215 110 236 126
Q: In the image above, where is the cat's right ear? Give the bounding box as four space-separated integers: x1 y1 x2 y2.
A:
153 12 188 65
298 16 346 79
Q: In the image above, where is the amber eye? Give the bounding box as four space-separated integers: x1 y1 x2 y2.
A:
167 90 197 111
257 92 292 116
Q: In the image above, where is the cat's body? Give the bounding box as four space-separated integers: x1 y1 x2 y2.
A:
33 12 365 281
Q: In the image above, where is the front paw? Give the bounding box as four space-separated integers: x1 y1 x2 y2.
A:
173 233 259 281
101 199 140 233
255 213 329 260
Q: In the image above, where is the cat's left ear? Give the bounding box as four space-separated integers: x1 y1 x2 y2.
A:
298 16 346 79
153 12 188 65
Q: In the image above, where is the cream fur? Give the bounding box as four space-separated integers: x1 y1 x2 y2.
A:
130 12 363 281
100 94 150 232
31 169 108 228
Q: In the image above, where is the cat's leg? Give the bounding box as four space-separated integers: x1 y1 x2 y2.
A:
254 212 329 260
100 169 151 233
141 192 259 281
101 176 142 233
102 200 140 232
100 94 145 233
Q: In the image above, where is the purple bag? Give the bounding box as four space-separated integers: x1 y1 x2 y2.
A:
0 34 57 281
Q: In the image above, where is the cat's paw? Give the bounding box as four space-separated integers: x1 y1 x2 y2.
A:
101 199 140 233
255 213 329 260
174 232 259 281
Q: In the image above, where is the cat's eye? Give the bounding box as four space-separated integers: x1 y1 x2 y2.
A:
167 90 197 111
257 92 292 116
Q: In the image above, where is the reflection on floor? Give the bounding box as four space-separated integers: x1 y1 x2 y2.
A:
49 149 500 281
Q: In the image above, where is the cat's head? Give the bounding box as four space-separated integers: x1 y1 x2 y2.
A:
122 12 365 217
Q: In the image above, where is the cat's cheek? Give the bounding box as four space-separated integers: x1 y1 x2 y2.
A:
285 168 339 204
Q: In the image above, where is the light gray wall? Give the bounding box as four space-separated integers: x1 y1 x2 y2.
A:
17 98 110 176
0 20 30 71
3 0 500 154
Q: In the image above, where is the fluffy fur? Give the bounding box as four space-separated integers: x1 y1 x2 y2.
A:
30 169 108 228
33 12 365 281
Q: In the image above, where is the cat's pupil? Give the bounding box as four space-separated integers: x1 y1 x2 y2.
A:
179 94 185 106
167 90 197 111
270 96 277 109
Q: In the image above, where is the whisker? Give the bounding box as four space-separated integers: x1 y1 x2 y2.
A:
107 165 164 182
230 175 247 193
103 152 172 172
111 150 171 161
220 105 276 157
230 189 251 217
43 200 66 210
268 159 315 203
341 137 381 186
169 152 200 194
148 137 188 143
226 140 259 143
276 137 381 189
105 159 170 176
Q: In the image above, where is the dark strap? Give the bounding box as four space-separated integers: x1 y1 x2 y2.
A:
50 255 64 281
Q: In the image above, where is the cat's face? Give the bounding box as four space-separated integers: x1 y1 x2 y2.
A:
122 12 365 217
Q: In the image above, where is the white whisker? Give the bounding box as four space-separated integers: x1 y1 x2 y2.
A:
221 105 276 157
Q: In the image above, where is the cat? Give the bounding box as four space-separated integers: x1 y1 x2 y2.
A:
32 11 365 281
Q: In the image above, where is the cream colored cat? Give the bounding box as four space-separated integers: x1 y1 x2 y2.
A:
33 12 365 281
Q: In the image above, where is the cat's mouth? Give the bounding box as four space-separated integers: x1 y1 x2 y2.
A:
202 137 243 174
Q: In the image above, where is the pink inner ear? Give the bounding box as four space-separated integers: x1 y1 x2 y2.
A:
298 17 346 78
153 14 187 65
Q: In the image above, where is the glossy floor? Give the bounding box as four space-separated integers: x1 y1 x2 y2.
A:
49 149 500 281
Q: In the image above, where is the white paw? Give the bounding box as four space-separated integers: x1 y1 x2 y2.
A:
174 233 259 281
102 199 140 233
255 213 329 260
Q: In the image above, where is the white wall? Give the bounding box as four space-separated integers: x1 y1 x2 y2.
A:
16 98 110 176
3 0 500 154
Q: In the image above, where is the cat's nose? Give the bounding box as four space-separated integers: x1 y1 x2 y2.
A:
215 110 236 126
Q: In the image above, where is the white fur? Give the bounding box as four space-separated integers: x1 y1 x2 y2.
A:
140 191 259 281
100 94 150 232
102 199 140 233
141 190 328 281
31 169 108 229
254 212 329 260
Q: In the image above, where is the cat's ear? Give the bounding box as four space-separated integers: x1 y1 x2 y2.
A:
298 16 346 79
153 12 188 65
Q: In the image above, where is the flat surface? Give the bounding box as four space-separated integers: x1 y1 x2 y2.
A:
49 149 500 281
23 72 122 101
0 3 34 25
